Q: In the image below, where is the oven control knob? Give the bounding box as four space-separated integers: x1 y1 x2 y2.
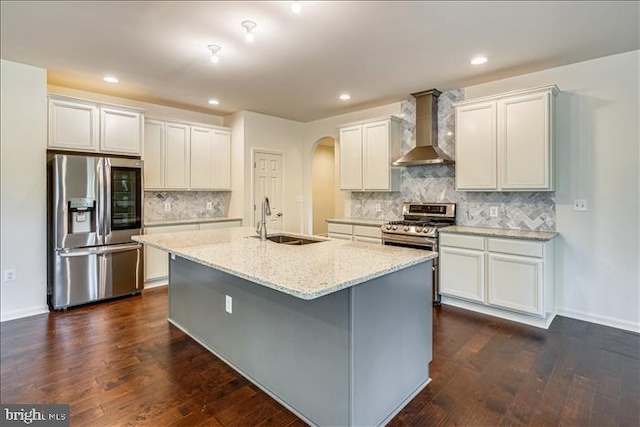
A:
384 225 391 230
423 228 430 233
416 227 423 233
392 225 397 230
404 226 410 231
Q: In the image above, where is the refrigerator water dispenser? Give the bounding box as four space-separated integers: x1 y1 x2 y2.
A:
68 198 95 234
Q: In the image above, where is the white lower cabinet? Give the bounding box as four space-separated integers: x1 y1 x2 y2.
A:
327 222 382 244
487 253 543 316
440 246 485 303
439 232 555 328
144 220 242 286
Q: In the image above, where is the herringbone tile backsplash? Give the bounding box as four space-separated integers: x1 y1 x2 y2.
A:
351 89 556 232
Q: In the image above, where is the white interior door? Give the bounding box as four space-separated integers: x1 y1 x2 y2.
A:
254 151 284 231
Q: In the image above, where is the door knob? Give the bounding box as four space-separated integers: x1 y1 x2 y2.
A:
276 213 283 217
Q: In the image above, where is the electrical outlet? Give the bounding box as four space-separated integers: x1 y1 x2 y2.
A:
206 202 213 210
375 204 381 212
573 199 588 211
3 269 16 282
489 206 498 217
164 202 171 211
225 295 233 314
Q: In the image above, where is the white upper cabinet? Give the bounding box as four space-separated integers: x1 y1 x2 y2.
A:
165 122 191 190
453 85 558 191
48 95 143 155
143 120 165 189
338 116 401 192
143 118 231 191
100 107 142 155
48 98 99 151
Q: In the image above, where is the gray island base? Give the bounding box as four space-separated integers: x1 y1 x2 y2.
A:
169 256 433 426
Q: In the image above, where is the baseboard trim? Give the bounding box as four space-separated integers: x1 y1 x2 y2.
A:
441 296 555 329
555 307 640 334
144 279 168 289
0 305 49 322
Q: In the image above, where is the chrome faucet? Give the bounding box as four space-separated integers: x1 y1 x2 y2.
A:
256 196 271 241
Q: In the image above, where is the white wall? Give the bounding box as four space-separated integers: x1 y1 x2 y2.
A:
312 142 336 235
1 60 49 321
224 111 246 223
463 50 640 332
242 112 305 233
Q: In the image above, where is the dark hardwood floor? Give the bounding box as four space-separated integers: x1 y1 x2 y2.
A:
1 287 638 426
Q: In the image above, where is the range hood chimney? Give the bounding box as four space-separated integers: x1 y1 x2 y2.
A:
392 89 454 166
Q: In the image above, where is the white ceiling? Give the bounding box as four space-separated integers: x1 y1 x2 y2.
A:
1 1 638 122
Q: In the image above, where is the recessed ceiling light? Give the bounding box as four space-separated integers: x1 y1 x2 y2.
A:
208 99 220 105
103 76 119 83
291 1 302 13
470 56 488 65
339 93 351 101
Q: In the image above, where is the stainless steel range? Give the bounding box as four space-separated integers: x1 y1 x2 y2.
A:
381 202 456 304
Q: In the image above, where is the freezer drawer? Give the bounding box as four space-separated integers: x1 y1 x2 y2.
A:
50 243 143 309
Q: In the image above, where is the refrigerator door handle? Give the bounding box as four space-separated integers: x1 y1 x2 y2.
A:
97 157 107 244
103 158 113 240
58 243 142 258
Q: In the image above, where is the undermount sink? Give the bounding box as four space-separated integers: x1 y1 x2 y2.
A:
252 234 325 245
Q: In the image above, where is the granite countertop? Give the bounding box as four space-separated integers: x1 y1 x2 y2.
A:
326 218 390 227
144 217 243 227
439 226 559 241
133 227 435 300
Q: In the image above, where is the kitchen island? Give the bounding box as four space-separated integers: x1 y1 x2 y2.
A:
133 227 436 426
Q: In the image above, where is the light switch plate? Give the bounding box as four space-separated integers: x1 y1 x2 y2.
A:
206 202 213 210
164 202 171 211
573 199 588 211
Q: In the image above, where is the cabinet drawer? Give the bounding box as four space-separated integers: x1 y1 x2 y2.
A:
328 223 353 235
328 233 352 241
353 225 381 239
488 238 543 258
440 233 485 251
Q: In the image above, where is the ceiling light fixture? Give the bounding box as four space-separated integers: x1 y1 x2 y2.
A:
291 1 302 13
208 99 220 105
339 93 351 101
242 20 257 43
208 45 221 63
103 76 119 83
470 56 488 65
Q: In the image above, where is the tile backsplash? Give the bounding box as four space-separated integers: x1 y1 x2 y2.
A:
350 89 556 231
145 191 230 221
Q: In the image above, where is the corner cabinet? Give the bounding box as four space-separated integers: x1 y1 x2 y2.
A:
453 85 558 191
143 118 231 191
338 116 402 192
48 95 143 155
439 232 555 329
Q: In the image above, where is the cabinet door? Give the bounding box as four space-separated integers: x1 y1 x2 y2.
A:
48 98 98 151
440 246 485 302
498 92 551 190
339 125 363 190
143 120 165 189
165 123 190 189
362 121 390 190
144 225 197 283
328 233 352 241
487 253 544 316
455 102 497 190
212 130 231 190
190 126 214 189
100 107 142 155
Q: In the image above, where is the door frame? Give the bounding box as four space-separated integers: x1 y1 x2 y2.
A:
251 148 286 228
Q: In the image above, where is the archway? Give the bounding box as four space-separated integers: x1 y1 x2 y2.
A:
311 137 344 235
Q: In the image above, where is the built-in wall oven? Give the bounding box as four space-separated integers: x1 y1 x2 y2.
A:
381 202 456 304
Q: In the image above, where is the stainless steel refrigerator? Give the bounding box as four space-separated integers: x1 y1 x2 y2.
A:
47 153 144 309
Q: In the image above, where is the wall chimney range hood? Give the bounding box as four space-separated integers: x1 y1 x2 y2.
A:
392 89 455 166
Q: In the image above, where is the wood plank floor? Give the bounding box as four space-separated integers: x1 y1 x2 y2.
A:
2 287 638 426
